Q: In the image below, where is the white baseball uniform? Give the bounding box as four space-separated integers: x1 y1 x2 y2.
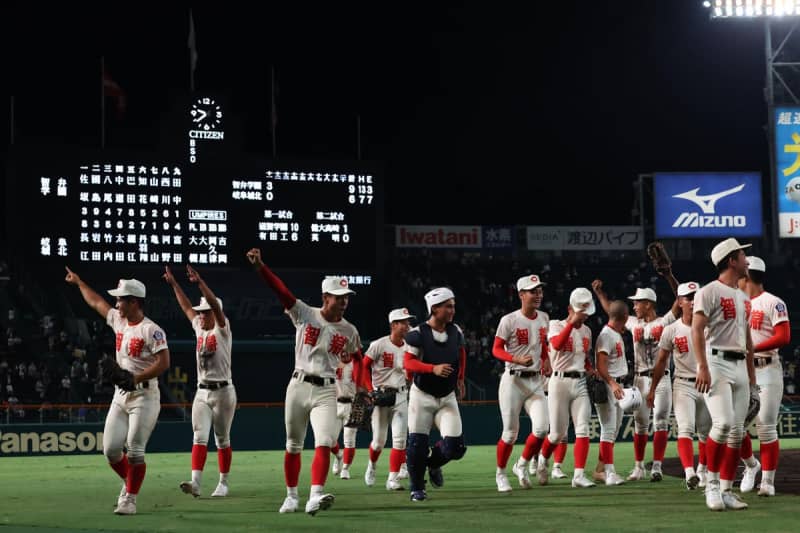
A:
594 325 627 443
495 310 550 445
546 319 593 443
334 359 358 449
626 312 677 434
693 281 750 448
103 309 167 463
658 320 711 442
284 299 361 453
365 335 409 452
749 291 789 444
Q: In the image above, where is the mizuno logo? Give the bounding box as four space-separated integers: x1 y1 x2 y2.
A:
672 184 745 214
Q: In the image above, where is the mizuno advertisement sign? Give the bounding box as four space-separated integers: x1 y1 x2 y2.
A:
653 172 763 238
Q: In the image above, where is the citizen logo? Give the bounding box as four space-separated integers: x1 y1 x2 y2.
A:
671 183 746 228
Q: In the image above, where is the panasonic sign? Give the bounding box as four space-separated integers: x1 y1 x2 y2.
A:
654 173 763 238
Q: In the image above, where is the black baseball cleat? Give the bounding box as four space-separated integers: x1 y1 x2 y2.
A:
686 475 700 490
428 467 444 488
410 489 427 502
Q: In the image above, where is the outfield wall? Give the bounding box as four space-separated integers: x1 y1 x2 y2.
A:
3 406 800 456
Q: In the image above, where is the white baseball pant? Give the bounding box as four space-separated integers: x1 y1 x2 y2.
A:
672 378 711 440
191 385 237 448
632 374 672 433
546 375 591 442
284 373 337 453
595 383 624 443
408 384 462 437
705 357 749 447
754 362 783 443
103 386 160 463
336 400 357 448
498 372 549 443
371 395 409 451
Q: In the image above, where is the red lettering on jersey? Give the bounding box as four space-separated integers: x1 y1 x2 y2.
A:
564 337 574 353
539 327 548 347
116 332 124 352
634 327 644 343
383 352 395 368
744 300 751 320
750 310 765 331
674 336 689 354
128 337 145 358
336 367 343 380
650 325 664 342
328 334 347 357
582 337 590 354
340 352 353 363
196 337 203 353
205 334 217 354
720 297 736 320
615 342 623 358
515 328 529 345
303 325 321 347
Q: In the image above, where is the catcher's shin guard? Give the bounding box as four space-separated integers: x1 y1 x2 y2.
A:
406 433 429 492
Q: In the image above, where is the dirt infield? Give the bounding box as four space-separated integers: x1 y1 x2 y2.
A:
662 448 800 494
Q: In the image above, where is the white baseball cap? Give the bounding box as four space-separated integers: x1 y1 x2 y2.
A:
517 274 546 292
108 279 146 298
677 281 700 297
569 287 595 316
424 287 455 313
321 276 356 296
618 387 642 413
711 237 751 266
388 307 415 323
192 296 223 311
747 256 766 272
628 287 657 302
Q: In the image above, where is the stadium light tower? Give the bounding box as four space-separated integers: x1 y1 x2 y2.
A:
705 0 800 251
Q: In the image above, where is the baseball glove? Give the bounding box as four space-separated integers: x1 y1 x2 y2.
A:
745 384 761 426
101 357 136 392
345 391 374 430
371 387 397 407
587 375 608 404
647 241 672 275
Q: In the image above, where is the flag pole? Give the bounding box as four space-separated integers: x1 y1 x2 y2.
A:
271 65 277 159
100 56 106 149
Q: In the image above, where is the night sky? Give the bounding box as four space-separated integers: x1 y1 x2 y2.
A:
1 3 775 229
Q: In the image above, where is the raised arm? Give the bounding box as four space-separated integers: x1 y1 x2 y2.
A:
591 279 612 316
163 265 196 322
648 347 670 407
187 264 225 326
65 266 111 318
246 248 296 309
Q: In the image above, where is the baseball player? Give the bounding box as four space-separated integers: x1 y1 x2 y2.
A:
692 238 756 511
403 287 467 502
592 298 629 486
551 440 569 478
65 269 170 515
247 248 363 516
535 287 597 488
330 357 358 479
492 274 551 492
737 256 790 497
362 307 415 490
164 265 236 499
593 279 679 482
648 281 711 490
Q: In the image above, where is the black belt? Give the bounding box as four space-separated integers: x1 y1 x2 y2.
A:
337 397 352 403
509 369 539 378
292 371 335 386
637 369 669 377
711 349 745 361
754 357 774 368
613 376 626 384
199 381 229 390
126 381 149 390
676 376 696 382
553 371 584 379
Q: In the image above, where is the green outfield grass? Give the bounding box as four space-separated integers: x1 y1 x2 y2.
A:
1 440 799 532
